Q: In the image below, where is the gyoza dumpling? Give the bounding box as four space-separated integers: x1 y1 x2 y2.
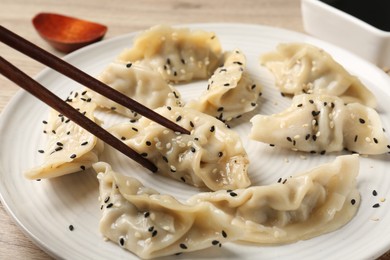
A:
92 61 182 119
191 154 360 244
250 94 390 155
93 155 359 259
94 162 243 259
109 106 250 191
118 25 222 83
186 49 262 122
260 43 377 108
25 90 104 179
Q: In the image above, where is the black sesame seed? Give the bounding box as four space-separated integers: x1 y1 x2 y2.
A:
297 104 303 107
148 226 154 232
310 150 316 154
323 102 328 106
189 121 194 128
104 196 110 203
110 106 117 110
305 134 311 140
277 178 282 183
373 138 378 144
190 147 196 153
312 135 317 141
180 177 186 182
176 115 182 122
69 225 74 231
181 58 186 64
320 150 326 155
359 118 366 124
373 203 380 208
173 71 177 76
218 152 223 157
126 63 132 68
121 136 126 141
152 230 158 237
36 179 41 181
210 126 215 132
229 192 238 197
144 212 150 218
42 120 48 124
162 156 168 163
224 83 230 87
281 92 285 97
311 110 320 116
38 150 45 153
354 135 358 142
132 127 138 132
81 90 87 95
286 137 292 142
233 61 243 65
217 107 224 112
373 190 378 196
141 152 148 157
270 144 275 147
166 58 171 65
212 240 220 246
80 165 86 170
180 243 188 249
52 130 56 134
81 141 88 146
146 141 152 146
309 99 314 104
119 237 125 246
222 230 227 238
70 154 76 159
351 199 356 205
251 84 256 90
106 203 114 208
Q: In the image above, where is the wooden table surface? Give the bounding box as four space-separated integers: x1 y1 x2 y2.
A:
0 0 389 259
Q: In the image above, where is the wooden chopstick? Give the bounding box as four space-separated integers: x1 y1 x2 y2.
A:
0 56 158 173
0 25 190 135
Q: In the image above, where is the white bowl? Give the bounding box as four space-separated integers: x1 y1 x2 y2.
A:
301 0 390 68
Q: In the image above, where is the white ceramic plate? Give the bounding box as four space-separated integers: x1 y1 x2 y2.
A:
1 23 390 260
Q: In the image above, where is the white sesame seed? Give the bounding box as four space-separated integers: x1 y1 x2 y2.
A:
365 137 371 143
294 135 301 139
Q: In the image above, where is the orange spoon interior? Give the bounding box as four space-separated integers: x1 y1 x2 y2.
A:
32 13 108 53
